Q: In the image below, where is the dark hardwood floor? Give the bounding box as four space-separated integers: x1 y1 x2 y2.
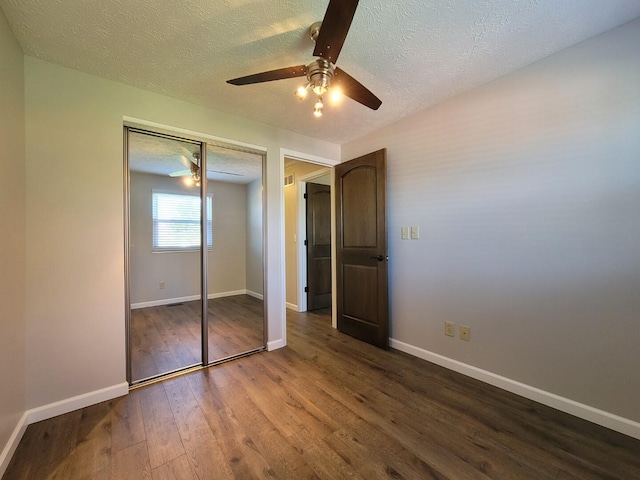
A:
131 295 265 382
5 308 640 479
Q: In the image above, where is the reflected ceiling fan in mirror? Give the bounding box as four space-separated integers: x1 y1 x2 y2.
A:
169 152 202 186
168 151 246 186
226 0 381 117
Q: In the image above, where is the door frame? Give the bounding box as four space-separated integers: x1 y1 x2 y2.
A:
124 119 269 385
280 149 339 337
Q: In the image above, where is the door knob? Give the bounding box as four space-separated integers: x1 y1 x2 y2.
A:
369 255 384 261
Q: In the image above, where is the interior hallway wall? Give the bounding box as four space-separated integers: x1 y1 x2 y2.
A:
342 18 640 424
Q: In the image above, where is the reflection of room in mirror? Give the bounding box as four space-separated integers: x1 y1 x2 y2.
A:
126 129 265 384
206 144 262 184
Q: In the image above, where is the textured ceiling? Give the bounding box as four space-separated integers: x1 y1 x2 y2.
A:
3 0 640 144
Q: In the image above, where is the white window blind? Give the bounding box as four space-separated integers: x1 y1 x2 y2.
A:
152 191 212 252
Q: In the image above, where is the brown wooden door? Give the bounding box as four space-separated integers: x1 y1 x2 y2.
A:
335 149 388 349
306 182 332 310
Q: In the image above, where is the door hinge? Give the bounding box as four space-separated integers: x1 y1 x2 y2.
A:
304 240 308 246
304 286 309 293
304 193 308 199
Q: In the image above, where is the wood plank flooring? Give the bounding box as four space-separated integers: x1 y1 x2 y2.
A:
130 295 264 382
5 308 640 479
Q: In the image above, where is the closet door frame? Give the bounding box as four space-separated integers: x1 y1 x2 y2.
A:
124 125 267 386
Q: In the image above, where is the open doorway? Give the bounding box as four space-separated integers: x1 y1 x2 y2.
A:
283 158 332 313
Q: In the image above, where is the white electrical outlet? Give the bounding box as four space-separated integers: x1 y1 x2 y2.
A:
159 281 166 289
460 325 471 341
445 321 455 337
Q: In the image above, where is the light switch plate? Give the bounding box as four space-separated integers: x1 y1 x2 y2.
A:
445 321 455 337
411 226 419 239
401 227 409 240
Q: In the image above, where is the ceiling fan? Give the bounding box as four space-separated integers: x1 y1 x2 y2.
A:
168 152 244 186
226 0 381 117
169 152 202 186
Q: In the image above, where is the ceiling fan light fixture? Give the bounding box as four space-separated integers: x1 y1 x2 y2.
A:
183 151 201 187
308 58 334 96
313 96 324 117
330 87 342 104
312 82 328 96
296 83 311 100
183 171 200 187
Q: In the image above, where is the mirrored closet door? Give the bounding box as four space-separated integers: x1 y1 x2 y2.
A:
125 127 265 385
205 145 265 363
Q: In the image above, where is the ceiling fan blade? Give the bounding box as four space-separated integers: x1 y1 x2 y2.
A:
313 0 359 63
333 67 381 110
169 169 191 177
177 154 194 168
227 65 307 85
209 170 243 177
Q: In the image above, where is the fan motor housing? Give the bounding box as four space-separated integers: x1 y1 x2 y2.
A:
309 21 322 42
307 58 334 95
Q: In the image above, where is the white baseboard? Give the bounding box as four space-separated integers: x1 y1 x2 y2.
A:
286 302 300 311
131 295 199 309
0 382 129 477
208 290 247 300
26 382 129 425
246 290 264 300
131 290 250 309
390 338 640 440
267 338 286 351
0 412 28 478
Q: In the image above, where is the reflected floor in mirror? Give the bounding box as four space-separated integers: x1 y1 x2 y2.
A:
130 294 264 382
